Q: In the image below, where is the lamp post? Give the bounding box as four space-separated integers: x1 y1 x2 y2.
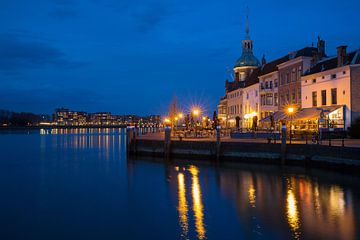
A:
287 107 294 144
192 108 200 137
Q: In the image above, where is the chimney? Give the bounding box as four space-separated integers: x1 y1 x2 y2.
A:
317 36 326 59
337 45 347 67
261 54 266 66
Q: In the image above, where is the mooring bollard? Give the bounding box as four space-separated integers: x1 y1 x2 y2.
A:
281 123 286 165
164 126 171 159
126 127 135 155
216 125 221 161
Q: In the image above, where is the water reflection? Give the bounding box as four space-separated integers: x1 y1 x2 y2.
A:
286 188 301 239
175 166 206 240
177 173 189 238
189 166 206 240
218 168 358 239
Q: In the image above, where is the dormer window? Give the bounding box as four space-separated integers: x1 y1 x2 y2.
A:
331 74 337 79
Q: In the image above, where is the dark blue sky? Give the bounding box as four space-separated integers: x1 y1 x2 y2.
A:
1 0 359 115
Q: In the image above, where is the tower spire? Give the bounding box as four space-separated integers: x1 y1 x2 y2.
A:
245 15 249 39
245 7 249 39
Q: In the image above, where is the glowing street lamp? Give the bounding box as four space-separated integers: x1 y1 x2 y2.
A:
193 109 200 116
287 107 295 144
178 113 184 119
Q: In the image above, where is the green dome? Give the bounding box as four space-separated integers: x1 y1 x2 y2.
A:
234 52 260 68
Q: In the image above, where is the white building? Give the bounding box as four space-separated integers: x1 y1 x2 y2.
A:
218 16 261 129
301 46 360 129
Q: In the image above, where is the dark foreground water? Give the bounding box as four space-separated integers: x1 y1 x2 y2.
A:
0 129 360 240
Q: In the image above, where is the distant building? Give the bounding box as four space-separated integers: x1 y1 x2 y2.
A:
89 112 113 125
301 46 360 129
53 108 87 126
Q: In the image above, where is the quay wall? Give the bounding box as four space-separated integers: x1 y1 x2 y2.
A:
132 139 360 169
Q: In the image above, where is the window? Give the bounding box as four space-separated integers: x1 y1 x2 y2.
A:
286 90 290 102
286 73 290 83
274 79 278 88
270 81 273 89
246 93 249 99
331 74 336 79
312 91 317 107
265 82 268 89
274 93 278 106
298 89 301 103
331 88 337 105
280 94 284 106
255 90 258 97
281 74 285 85
292 90 296 103
322 76 325 79
343 71 346 74
321 90 327 105
312 79 316 83
266 94 273 105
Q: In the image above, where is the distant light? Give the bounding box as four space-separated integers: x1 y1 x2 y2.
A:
288 107 295 114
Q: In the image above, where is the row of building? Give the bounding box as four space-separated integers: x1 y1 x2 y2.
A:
53 108 161 126
218 16 360 132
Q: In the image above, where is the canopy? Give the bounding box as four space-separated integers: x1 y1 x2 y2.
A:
260 105 344 122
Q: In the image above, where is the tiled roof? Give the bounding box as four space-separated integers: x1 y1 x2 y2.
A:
305 50 360 76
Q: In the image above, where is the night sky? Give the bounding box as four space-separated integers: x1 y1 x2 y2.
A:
1 0 359 115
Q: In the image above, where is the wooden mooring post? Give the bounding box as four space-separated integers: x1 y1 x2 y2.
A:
164 126 171 159
216 126 221 161
281 123 287 165
126 127 136 155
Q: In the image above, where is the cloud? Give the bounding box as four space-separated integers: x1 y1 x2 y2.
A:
0 32 82 74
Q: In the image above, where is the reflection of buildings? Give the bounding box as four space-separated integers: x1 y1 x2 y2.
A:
170 165 207 240
218 168 356 239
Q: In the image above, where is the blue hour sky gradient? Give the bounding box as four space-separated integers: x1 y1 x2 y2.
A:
0 0 359 115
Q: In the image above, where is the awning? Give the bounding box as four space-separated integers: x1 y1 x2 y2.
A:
260 105 344 122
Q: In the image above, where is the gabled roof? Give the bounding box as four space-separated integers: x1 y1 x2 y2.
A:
305 49 360 76
225 46 320 92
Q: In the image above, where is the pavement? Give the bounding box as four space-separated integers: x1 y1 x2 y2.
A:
137 132 360 148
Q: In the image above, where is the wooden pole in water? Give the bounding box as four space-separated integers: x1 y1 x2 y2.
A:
164 126 171 159
216 125 221 161
281 123 287 165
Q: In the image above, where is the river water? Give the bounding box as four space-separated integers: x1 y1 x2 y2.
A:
0 128 359 239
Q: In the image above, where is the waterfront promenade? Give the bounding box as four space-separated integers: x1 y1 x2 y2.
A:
138 132 360 148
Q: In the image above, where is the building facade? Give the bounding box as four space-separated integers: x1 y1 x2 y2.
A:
301 46 360 129
218 16 261 129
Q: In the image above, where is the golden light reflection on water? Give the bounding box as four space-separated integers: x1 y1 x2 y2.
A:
177 173 189 238
286 188 301 239
248 186 256 207
188 165 206 240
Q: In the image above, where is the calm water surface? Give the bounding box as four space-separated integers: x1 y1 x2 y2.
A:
0 129 359 240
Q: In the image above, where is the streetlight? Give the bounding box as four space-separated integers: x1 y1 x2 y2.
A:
193 109 200 116
287 107 295 144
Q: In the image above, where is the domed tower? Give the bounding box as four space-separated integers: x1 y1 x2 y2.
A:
233 15 260 82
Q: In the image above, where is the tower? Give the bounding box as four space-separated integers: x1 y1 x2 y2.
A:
233 14 260 82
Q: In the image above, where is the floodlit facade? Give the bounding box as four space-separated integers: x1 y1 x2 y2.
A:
301 46 360 129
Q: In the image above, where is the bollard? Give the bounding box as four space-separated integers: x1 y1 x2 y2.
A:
342 139 345 147
281 123 287 165
216 126 221 161
126 127 135 155
164 126 171 159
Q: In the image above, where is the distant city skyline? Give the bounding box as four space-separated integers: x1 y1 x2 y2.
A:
1 0 359 115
